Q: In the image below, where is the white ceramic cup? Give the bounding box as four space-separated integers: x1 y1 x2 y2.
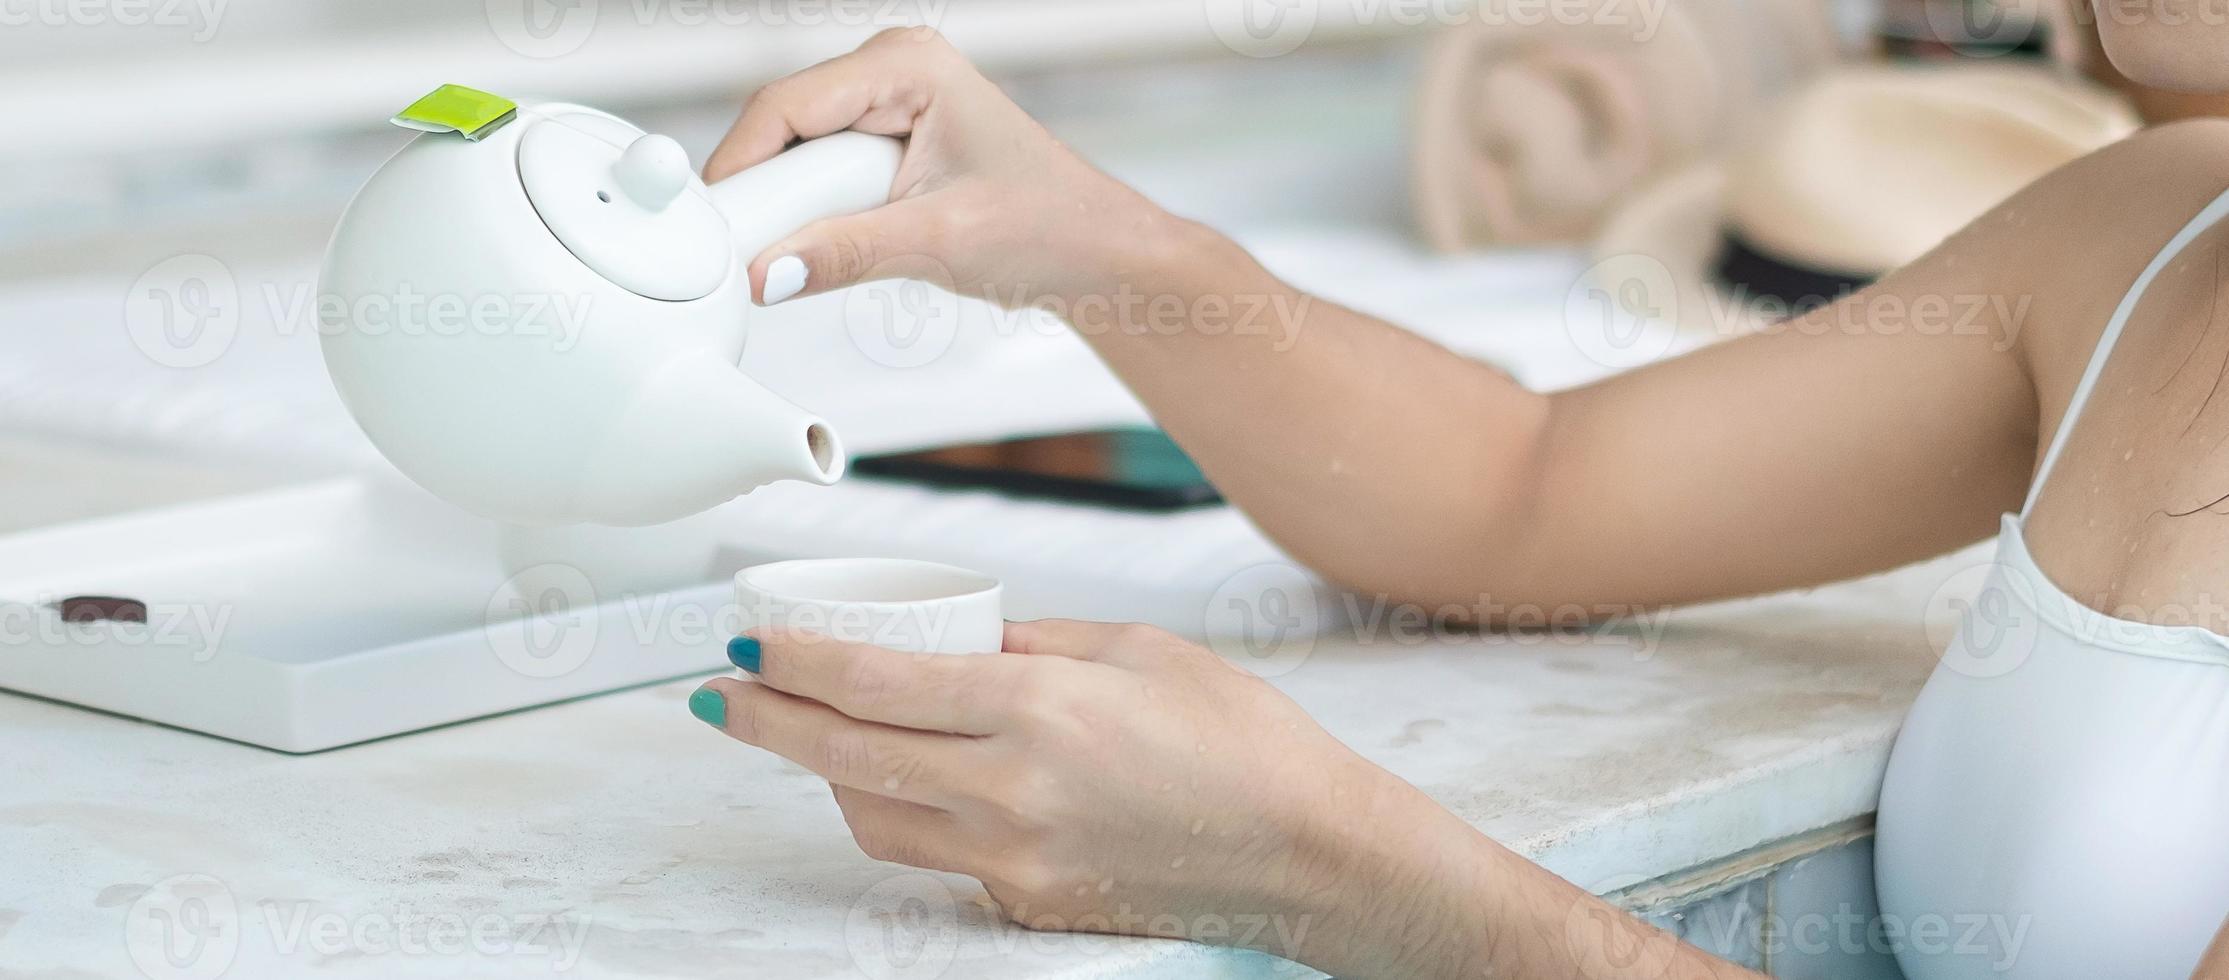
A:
734 558 1004 654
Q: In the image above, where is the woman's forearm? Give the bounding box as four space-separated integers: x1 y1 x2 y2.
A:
1283 777 1762 979
1058 216 1552 607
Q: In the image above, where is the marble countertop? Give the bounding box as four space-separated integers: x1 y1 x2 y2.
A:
0 46 1963 974
0 441 1973 978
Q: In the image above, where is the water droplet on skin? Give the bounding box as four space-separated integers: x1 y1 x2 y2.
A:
1170 856 1187 869
1195 743 1207 755
1097 878 1115 894
1191 819 1206 835
1159 782 1174 793
1073 884 1089 897
883 776 901 791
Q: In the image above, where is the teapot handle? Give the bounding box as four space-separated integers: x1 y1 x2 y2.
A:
704 131 904 263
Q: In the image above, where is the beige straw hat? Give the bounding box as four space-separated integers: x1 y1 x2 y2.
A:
1590 62 2137 337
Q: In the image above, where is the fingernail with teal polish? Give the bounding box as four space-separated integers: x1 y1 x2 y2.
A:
688 687 726 727
727 635 762 673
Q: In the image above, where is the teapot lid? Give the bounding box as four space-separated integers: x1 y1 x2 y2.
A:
516 110 733 302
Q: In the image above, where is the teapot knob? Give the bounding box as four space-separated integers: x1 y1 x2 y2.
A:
613 133 692 211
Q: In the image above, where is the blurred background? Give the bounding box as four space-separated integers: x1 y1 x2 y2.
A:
0 0 2165 532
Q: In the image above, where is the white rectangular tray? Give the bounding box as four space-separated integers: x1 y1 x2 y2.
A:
0 474 1348 753
0 479 733 753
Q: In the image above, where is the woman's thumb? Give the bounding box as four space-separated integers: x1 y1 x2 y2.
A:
748 198 946 306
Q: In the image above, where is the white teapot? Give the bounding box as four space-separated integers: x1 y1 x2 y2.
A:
318 84 901 526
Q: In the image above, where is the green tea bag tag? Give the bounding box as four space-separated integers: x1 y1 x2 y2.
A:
391 84 518 141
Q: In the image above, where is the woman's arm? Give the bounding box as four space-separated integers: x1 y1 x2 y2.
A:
708 30 2212 612
1050 232 2038 611
690 622 1765 979
2195 918 2229 979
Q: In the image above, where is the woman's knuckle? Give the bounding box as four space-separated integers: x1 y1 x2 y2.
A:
988 846 1065 901
836 649 894 708
988 771 1071 831
934 198 994 251
876 749 930 793
742 83 788 114
824 234 873 282
874 24 945 49
720 693 759 743
818 729 875 779
1007 674 1079 733
1001 669 1054 714
854 829 910 865
912 206 959 255
1115 623 1176 648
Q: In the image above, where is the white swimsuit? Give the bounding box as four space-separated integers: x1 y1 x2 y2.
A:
1875 188 2229 979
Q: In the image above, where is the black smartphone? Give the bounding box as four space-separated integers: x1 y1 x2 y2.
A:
851 428 1223 511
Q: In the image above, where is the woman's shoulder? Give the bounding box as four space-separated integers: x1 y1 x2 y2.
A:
2019 118 2229 244
2108 115 2229 166
1918 118 2229 374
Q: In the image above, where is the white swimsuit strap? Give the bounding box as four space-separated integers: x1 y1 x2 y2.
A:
2023 184 2229 516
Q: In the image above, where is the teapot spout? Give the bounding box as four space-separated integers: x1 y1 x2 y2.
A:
574 356 844 526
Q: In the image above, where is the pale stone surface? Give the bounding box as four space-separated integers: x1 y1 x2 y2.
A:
0 444 1968 977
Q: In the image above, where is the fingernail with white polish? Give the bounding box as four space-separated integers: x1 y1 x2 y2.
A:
762 255 808 305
